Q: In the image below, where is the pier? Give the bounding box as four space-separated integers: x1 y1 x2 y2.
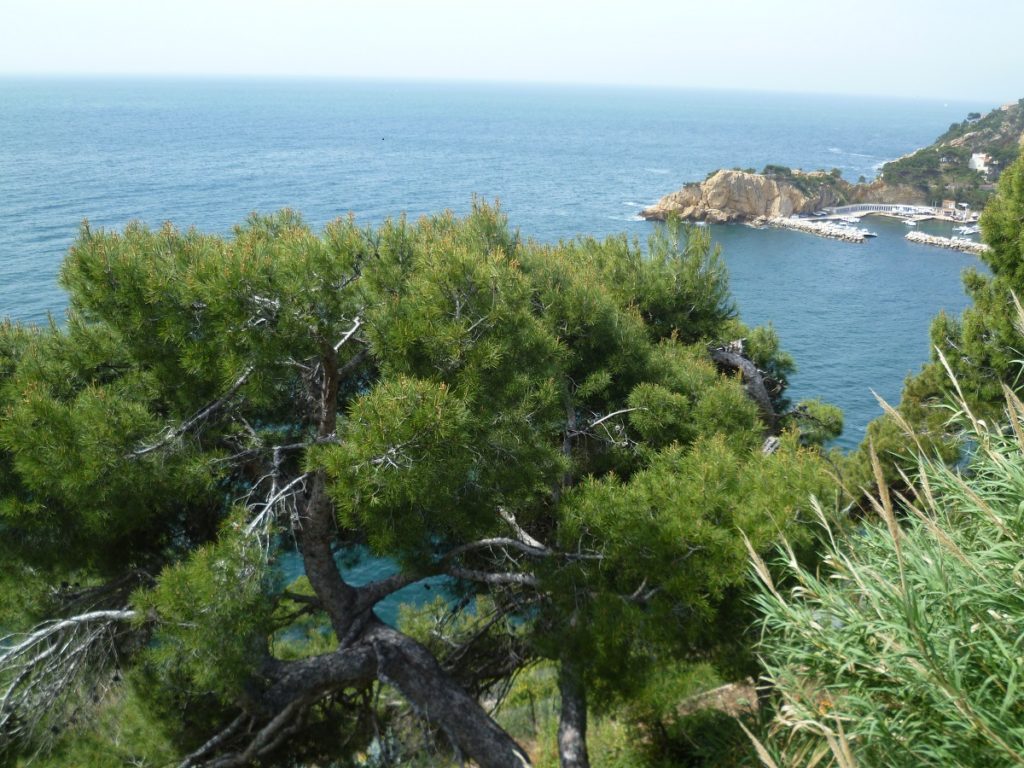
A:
826 203 938 217
905 231 990 255
821 203 976 224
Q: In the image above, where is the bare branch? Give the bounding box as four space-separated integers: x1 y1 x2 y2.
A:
448 567 540 589
203 702 306 768
280 591 323 609
626 578 660 604
355 572 434 613
498 507 546 551
245 472 311 535
337 346 370 380
0 610 137 666
130 366 255 457
179 713 248 768
333 316 363 352
709 344 780 433
445 537 551 560
0 609 138 752
570 407 644 435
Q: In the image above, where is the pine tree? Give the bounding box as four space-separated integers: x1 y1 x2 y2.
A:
0 206 835 767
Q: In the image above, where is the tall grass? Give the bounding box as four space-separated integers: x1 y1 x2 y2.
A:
751 380 1024 767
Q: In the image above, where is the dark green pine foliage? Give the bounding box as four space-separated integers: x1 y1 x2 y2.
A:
0 205 836 767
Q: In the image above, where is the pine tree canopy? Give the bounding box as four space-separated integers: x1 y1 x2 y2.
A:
0 204 836 767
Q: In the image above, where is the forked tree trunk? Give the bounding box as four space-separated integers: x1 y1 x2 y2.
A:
557 661 590 768
294 479 531 767
289 345 531 768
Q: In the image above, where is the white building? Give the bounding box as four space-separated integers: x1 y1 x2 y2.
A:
969 153 991 173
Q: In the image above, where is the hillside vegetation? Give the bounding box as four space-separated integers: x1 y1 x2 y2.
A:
880 99 1024 207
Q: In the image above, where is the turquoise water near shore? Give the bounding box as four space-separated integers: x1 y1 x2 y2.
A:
0 79 990 450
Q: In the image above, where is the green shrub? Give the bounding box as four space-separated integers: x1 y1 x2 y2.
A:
752 385 1024 767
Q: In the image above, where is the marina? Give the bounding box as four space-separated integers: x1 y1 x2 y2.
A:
768 202 982 246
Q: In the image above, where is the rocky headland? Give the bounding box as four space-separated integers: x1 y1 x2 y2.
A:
642 99 1023 223
640 168 923 223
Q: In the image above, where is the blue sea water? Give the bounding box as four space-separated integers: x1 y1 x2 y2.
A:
0 78 991 455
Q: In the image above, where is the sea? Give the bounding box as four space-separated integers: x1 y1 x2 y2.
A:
0 79 992 445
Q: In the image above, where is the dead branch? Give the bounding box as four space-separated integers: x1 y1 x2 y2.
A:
447 567 540 589
202 702 307 768
333 316 363 352
130 366 255 457
569 407 644 436
0 609 137 751
179 713 248 768
498 507 546 550
709 344 780 433
445 537 551 560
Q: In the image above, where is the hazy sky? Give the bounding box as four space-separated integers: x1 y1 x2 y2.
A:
1 0 1021 101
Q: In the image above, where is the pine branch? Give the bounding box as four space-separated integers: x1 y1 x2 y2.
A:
129 366 255 457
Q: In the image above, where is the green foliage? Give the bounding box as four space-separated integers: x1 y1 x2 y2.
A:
759 165 849 200
514 662 760 768
134 515 277 703
0 203 839 765
612 662 761 767
549 432 834 706
791 399 843 447
0 317 220 575
18 685 177 768
846 152 1024 499
755 402 1024 767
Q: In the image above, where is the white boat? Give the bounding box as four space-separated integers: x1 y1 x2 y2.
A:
903 219 917 226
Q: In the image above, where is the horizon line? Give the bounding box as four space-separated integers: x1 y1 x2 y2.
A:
0 72 1007 106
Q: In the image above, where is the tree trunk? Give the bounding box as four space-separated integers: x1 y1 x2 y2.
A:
366 621 532 768
557 661 590 768
708 346 780 433
286 345 531 768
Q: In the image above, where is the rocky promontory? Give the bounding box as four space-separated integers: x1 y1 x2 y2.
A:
642 101 1024 223
640 168 924 223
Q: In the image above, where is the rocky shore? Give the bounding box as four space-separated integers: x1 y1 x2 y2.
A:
640 169 924 223
904 231 990 255
763 216 866 242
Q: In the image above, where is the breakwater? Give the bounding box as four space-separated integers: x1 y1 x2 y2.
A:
766 217 865 242
904 231 990 255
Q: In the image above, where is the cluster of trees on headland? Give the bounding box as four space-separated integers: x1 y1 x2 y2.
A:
1 155 1024 767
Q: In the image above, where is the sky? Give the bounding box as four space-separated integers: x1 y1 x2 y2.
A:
1 0 1021 102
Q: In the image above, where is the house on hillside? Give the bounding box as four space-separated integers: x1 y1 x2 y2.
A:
969 153 992 174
